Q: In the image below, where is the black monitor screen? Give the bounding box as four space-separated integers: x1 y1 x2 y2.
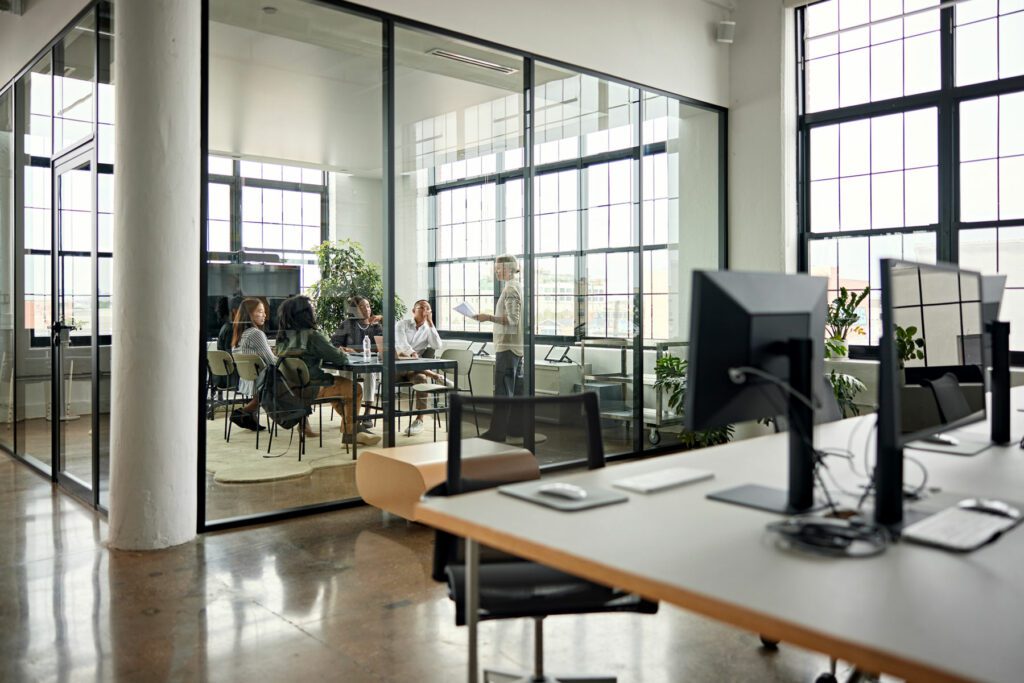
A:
684 270 827 431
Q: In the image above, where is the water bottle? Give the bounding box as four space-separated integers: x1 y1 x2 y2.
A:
362 335 371 360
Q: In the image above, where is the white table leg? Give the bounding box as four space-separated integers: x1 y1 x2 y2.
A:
466 537 479 683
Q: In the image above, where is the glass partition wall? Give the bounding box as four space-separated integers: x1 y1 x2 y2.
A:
0 2 112 509
200 1 725 528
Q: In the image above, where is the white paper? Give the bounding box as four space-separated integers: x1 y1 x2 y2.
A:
454 301 477 317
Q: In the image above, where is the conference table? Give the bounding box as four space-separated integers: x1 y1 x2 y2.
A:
417 387 1024 683
324 357 457 458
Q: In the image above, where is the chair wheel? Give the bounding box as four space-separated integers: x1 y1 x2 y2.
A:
648 429 661 445
759 635 779 650
815 675 838 683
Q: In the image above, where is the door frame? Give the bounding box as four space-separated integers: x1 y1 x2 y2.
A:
50 142 99 506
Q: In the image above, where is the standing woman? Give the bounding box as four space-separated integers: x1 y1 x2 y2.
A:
276 296 380 446
230 297 276 431
472 254 524 443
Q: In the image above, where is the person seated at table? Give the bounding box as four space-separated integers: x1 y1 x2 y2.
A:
230 297 275 432
332 295 383 431
275 295 380 446
395 299 450 436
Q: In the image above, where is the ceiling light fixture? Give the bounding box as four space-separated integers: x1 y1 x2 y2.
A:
262 6 278 15
428 49 518 75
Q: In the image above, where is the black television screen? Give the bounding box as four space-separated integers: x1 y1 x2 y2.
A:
205 263 302 340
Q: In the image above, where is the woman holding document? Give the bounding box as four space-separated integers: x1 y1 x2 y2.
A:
470 254 524 444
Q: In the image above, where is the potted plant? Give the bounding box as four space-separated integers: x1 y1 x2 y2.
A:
825 286 869 359
653 354 734 449
309 240 407 335
894 324 925 371
828 369 866 418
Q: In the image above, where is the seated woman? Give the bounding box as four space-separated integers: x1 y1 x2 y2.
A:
230 297 275 432
331 295 383 430
276 295 380 446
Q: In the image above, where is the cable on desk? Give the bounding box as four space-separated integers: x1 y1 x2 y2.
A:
766 517 888 558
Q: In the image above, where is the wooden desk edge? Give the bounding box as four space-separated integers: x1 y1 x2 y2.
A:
416 504 976 683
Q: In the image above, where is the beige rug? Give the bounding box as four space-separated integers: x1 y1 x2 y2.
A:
204 406 460 484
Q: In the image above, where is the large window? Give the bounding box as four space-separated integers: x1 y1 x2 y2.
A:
207 156 328 292
800 0 1024 349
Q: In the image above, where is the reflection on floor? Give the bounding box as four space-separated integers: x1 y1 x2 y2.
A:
8 415 109 487
204 404 634 522
1 452 881 683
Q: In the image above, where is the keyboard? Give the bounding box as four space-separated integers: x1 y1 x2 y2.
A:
902 507 1019 552
613 467 714 494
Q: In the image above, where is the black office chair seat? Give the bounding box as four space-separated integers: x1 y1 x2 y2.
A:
446 562 656 626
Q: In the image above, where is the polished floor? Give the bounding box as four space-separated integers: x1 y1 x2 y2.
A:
0 452 886 682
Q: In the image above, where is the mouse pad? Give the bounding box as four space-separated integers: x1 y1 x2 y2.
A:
498 480 629 511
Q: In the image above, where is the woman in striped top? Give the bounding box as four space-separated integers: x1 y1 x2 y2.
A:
230 298 275 431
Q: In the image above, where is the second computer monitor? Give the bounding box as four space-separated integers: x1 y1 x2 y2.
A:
685 270 827 514
685 270 827 432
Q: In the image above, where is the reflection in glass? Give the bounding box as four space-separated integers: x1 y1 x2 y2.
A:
0 90 13 452
54 13 96 152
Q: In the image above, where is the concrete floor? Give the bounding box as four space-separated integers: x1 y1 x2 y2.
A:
0 451 884 683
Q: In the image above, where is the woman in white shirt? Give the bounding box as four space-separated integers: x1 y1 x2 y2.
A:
230 297 276 431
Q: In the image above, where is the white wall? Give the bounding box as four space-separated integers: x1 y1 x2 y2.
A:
727 0 796 274
0 0 92 87
351 0 731 108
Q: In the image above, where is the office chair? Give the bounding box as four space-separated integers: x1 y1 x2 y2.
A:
231 355 267 446
206 350 239 439
427 393 658 683
922 372 972 424
267 357 341 459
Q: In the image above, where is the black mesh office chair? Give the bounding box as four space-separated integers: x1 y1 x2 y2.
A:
427 393 658 683
922 372 973 424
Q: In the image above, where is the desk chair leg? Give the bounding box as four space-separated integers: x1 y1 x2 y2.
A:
466 538 480 683
255 407 261 450
468 376 480 436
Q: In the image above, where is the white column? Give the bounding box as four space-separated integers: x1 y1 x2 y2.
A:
109 0 199 549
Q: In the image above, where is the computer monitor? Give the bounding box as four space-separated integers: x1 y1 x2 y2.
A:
875 259 988 527
543 345 573 363
685 270 827 514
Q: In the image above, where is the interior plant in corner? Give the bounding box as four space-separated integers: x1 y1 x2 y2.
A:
309 239 407 335
894 324 925 369
825 286 869 359
653 354 733 449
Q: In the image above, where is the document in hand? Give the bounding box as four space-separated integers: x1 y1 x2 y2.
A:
454 301 477 317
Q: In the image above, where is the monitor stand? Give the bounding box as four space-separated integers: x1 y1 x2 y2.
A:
706 338 821 515
989 320 1011 445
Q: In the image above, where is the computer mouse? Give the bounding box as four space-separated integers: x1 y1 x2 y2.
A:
537 482 588 501
958 498 1021 520
920 433 960 446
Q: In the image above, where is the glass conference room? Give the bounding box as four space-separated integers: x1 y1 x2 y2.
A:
200 0 725 529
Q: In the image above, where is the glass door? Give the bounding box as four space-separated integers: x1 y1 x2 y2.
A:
52 147 96 500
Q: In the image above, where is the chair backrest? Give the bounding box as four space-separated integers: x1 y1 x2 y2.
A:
924 372 972 424
279 357 311 389
446 392 604 495
440 348 473 378
207 350 235 377
430 392 604 582
233 354 266 382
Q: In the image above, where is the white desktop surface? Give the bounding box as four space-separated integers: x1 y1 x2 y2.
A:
419 387 1024 683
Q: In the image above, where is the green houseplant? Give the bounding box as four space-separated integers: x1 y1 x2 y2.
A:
828 369 866 418
653 354 734 449
894 324 925 369
825 286 869 359
309 240 407 335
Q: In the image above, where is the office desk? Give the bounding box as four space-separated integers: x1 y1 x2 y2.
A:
324 357 457 458
418 387 1024 683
